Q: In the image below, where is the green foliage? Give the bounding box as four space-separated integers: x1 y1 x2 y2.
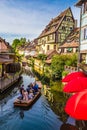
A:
51 55 67 79
37 54 47 61
62 71 69 77
65 53 77 67
51 54 77 80
12 37 27 51
20 38 26 46
12 39 20 51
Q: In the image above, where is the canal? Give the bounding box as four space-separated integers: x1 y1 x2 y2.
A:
0 73 84 130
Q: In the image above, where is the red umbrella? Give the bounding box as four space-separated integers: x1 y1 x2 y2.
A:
63 77 87 93
62 71 86 82
65 89 87 120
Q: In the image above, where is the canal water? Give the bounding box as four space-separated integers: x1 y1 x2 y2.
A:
0 74 84 130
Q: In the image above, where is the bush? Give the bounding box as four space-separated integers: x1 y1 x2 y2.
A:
62 71 69 77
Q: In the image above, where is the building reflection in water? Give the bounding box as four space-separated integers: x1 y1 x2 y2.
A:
43 85 53 102
43 84 68 123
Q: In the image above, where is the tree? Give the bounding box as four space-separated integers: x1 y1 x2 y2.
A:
19 38 26 46
51 54 77 80
37 54 47 61
51 55 69 80
12 39 20 51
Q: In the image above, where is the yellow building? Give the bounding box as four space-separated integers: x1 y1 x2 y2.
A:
37 7 75 54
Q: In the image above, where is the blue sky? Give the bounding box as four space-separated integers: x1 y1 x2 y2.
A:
0 0 80 44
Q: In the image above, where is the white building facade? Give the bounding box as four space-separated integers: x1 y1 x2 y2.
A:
76 0 87 63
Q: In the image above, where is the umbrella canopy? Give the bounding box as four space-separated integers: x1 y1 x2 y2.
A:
62 71 86 82
65 89 87 120
63 77 87 93
60 123 79 130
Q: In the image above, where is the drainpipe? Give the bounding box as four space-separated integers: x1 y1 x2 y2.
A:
77 6 82 71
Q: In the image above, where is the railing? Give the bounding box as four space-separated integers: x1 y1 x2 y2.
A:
0 49 14 53
64 65 77 73
0 74 20 92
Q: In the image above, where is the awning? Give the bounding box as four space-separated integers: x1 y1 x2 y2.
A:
67 48 72 51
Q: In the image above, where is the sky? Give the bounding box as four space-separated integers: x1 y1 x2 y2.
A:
0 0 80 44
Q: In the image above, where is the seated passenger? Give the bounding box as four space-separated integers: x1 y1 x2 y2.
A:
18 85 24 100
26 83 33 94
23 90 29 101
28 90 34 99
33 82 39 94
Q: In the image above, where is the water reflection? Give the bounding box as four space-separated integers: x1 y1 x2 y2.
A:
0 74 61 130
1 74 87 130
19 109 24 119
43 85 53 102
43 83 69 123
43 82 87 130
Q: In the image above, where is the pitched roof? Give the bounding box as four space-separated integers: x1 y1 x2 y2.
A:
59 28 79 48
45 59 51 64
75 0 86 6
0 37 11 50
38 7 74 38
46 49 58 60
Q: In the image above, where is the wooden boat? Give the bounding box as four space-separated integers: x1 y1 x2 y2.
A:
14 81 42 107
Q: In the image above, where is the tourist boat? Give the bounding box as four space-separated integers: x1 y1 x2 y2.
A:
14 81 42 107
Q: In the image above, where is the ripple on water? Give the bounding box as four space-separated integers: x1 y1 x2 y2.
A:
0 74 62 130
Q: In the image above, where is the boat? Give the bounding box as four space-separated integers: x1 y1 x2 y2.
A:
14 81 42 107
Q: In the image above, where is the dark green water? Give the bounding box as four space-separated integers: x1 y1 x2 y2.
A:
0 74 84 130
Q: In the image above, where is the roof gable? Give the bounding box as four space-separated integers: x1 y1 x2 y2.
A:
38 7 74 38
0 37 11 52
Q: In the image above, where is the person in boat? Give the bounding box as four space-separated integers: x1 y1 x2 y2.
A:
19 85 24 100
23 90 29 101
32 81 39 95
28 89 34 99
26 83 33 94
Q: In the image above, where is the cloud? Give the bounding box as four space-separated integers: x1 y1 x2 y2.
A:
0 0 80 43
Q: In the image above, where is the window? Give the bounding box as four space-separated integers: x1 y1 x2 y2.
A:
47 45 50 50
62 26 66 31
64 16 66 21
67 48 72 53
54 45 56 50
52 34 54 40
81 28 87 40
70 27 73 31
47 35 50 41
67 18 70 21
84 28 87 39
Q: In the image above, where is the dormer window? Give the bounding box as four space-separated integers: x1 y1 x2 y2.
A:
64 16 66 21
67 18 70 21
62 26 66 31
70 27 73 31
